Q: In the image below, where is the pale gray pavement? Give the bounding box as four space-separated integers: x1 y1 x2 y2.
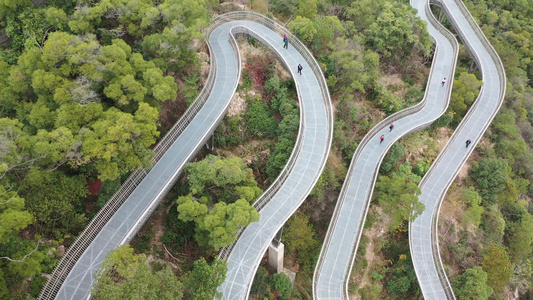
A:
409 0 506 299
313 0 459 298
216 21 332 299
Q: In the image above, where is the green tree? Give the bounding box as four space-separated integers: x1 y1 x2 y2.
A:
449 72 482 126
344 0 385 32
451 266 493 300
378 88 403 114
176 194 208 222
505 211 533 260
311 16 344 53
183 258 226 300
298 0 317 19
0 118 30 177
386 275 410 293
266 137 295 180
184 155 262 200
469 158 510 205
365 2 432 62
480 206 506 244
177 156 261 250
195 199 259 250
19 169 87 236
270 273 292 300
374 174 424 231
283 214 318 264
0 186 34 243
328 37 379 94
2 32 170 181
509 259 533 294
461 187 484 227
288 16 316 43
0 0 31 19
482 243 512 293
93 245 183 300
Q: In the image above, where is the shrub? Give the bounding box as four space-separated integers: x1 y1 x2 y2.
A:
271 273 292 300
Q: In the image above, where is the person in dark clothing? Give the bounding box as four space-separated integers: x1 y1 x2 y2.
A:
465 139 471 148
297 64 302 75
380 135 384 144
283 35 288 49
389 123 394 132
441 77 447 86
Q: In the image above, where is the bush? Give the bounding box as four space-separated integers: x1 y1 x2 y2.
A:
245 97 278 138
413 161 430 177
271 273 292 300
29 275 47 297
379 143 405 174
469 158 510 205
250 266 270 298
386 276 410 293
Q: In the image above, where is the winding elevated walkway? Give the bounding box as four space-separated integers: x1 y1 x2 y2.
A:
312 0 459 298
40 12 241 300
409 0 506 298
214 13 333 299
39 11 332 300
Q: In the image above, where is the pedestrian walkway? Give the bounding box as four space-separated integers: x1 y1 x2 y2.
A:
312 0 459 297
409 0 506 299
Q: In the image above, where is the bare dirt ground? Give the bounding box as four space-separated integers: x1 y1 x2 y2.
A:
351 207 389 299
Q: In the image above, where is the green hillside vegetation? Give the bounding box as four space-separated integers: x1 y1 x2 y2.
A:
0 0 532 298
434 0 533 298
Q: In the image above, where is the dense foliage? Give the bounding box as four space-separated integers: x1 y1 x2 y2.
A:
92 245 226 300
176 155 261 250
0 0 212 297
1 0 531 298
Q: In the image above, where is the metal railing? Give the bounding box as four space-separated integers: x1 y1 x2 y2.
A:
412 0 506 298
216 11 333 261
38 20 220 300
312 0 459 297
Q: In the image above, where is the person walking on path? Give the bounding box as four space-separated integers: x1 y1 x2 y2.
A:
380 135 385 144
389 123 394 132
465 139 471 148
283 35 288 49
297 64 302 75
441 77 447 86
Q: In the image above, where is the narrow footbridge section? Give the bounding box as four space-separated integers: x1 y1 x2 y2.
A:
313 0 459 298
409 0 506 299
214 12 333 299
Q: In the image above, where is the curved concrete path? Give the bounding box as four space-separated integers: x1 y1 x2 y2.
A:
215 17 332 300
313 0 458 298
409 0 506 298
39 12 332 300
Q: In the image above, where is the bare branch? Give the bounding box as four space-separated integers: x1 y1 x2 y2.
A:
0 241 40 263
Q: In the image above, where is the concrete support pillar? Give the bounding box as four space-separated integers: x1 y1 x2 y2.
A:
268 242 284 273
